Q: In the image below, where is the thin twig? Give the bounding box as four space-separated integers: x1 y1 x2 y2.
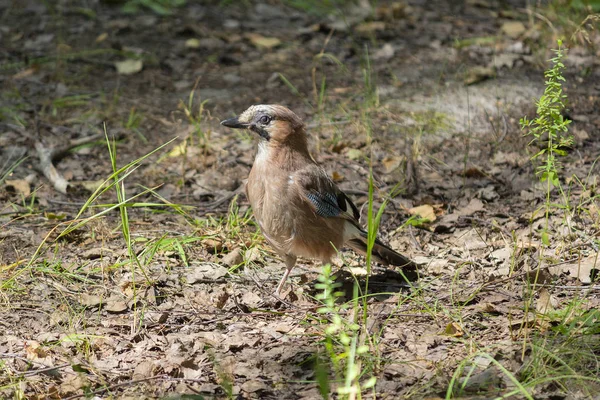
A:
35 140 69 194
50 132 108 163
205 184 245 209
306 120 352 129
531 284 600 290
63 374 170 400
246 269 299 309
482 257 580 289
22 362 71 377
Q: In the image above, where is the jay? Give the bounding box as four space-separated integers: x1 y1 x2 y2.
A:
221 105 414 294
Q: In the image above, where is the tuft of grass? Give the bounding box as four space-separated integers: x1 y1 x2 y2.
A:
124 106 147 143
526 1 600 64
521 302 600 396
447 350 534 399
0 156 27 188
179 83 211 149
122 0 186 15
280 0 353 16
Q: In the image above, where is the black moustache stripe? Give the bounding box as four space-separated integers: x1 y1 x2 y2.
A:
252 126 270 141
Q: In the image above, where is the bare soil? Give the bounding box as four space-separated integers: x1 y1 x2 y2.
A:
1 1 600 399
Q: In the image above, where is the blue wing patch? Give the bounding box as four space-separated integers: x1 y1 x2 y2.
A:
306 192 341 217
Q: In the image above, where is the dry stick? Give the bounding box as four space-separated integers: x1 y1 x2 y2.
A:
306 120 352 129
481 257 580 290
22 362 72 377
63 374 170 400
0 211 32 216
35 140 69 194
36 132 121 194
407 225 423 251
433 258 582 304
206 184 245 209
311 28 335 105
50 132 106 163
575 228 600 252
0 354 69 370
531 284 600 290
246 270 299 309
0 123 67 193
458 215 513 238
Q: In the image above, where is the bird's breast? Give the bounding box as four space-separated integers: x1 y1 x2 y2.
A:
247 163 294 238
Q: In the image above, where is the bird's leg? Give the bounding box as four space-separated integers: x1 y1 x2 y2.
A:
275 254 297 295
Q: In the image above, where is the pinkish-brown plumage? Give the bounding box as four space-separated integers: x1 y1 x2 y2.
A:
221 104 414 294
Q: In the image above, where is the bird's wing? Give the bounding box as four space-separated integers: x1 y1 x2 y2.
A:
296 165 360 223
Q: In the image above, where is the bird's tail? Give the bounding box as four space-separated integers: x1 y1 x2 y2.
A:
348 232 415 268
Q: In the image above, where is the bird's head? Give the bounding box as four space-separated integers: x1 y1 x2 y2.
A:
220 104 305 145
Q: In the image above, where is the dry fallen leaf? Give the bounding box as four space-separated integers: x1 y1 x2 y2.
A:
12 68 37 80
78 180 106 193
60 374 87 396
348 266 368 275
241 291 263 308
355 21 386 33
382 155 402 173
222 248 243 267
95 32 108 43
79 293 102 307
444 322 464 337
331 171 344 182
535 288 557 315
242 379 269 393
25 341 54 367
244 247 262 264
551 255 598 283
374 43 395 60
409 204 436 222
187 263 229 283
115 59 143 75
247 33 281 49
5 179 31 196
346 148 363 161
105 296 128 313
464 66 495 85
458 198 485 216
500 21 526 38
185 38 201 48
133 360 156 380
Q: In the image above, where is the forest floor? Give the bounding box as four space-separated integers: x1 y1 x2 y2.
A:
1 0 600 399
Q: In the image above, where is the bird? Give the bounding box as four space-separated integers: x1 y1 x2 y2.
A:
221 104 415 295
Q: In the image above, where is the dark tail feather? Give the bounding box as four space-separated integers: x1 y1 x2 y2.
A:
348 233 415 268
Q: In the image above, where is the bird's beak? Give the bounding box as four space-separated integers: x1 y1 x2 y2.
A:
220 117 248 129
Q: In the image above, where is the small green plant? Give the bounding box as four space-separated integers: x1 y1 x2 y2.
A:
520 39 573 243
47 94 94 117
523 303 600 390
177 85 212 184
447 350 533 399
0 156 27 187
519 38 571 362
513 39 600 398
314 264 377 399
124 106 146 143
122 0 186 15
550 0 600 13
280 0 351 15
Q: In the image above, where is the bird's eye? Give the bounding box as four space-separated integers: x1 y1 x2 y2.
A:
259 115 271 125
